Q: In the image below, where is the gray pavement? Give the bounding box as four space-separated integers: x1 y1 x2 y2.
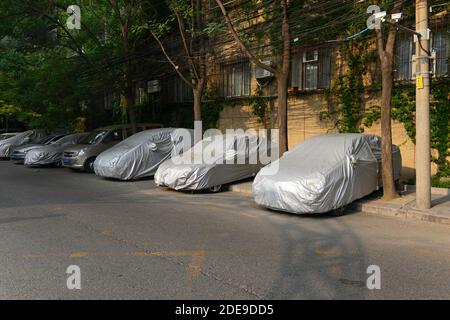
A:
0 161 449 299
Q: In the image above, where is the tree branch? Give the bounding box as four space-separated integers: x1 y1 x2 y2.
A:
214 0 277 74
280 0 290 75
151 31 194 89
174 11 199 83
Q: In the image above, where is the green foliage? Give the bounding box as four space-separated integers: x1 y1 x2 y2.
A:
364 81 450 177
390 83 450 177
112 98 128 125
201 100 224 130
430 82 450 177
432 176 450 188
203 22 226 36
0 101 41 123
0 0 134 131
391 87 416 142
248 85 268 125
334 43 367 133
362 105 381 128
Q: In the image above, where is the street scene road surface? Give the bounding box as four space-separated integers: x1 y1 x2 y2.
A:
1 161 449 299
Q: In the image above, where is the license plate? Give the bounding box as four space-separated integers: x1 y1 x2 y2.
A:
63 158 71 165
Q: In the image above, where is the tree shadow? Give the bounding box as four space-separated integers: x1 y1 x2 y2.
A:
259 208 370 299
0 214 63 225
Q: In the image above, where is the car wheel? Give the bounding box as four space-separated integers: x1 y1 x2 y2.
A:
55 160 63 168
208 185 222 193
84 157 96 173
395 179 404 193
331 205 347 216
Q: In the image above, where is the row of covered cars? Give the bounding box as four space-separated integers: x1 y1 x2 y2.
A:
0 125 402 215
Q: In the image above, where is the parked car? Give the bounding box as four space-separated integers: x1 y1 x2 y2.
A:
62 123 162 172
155 133 276 192
0 133 20 141
95 128 194 181
252 134 402 214
24 133 88 167
0 130 46 159
10 134 67 163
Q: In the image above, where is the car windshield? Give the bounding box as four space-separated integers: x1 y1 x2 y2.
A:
0 135 11 140
48 135 67 145
35 135 56 144
78 130 108 145
52 134 74 145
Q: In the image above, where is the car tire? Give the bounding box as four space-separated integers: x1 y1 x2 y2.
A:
395 179 404 193
208 185 222 193
84 157 96 173
331 205 347 216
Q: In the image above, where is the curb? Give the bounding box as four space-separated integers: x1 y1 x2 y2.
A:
404 184 449 196
228 181 450 226
353 202 450 225
228 182 253 195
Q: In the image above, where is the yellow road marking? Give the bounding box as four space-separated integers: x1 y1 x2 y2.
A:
69 251 89 258
187 249 206 278
315 249 338 255
22 250 205 259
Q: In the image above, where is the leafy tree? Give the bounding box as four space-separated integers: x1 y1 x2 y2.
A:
135 0 208 132
214 0 291 156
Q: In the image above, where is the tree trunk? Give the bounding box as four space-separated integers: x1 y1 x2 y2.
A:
278 0 290 157
380 62 397 199
375 0 402 200
125 86 137 134
193 86 202 122
277 73 289 156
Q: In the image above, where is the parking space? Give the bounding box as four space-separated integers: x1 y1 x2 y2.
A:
1 161 450 299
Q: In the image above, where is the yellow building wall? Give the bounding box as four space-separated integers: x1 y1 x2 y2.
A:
217 93 438 181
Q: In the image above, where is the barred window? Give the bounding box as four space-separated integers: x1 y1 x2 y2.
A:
221 61 251 97
137 87 148 105
394 33 415 80
395 29 449 80
432 29 449 77
291 48 332 90
163 76 193 103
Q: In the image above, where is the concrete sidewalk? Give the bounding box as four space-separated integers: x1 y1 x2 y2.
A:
227 180 450 225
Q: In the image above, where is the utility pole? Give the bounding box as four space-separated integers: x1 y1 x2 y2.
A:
415 0 431 209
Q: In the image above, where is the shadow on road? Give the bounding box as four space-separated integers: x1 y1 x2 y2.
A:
0 214 63 225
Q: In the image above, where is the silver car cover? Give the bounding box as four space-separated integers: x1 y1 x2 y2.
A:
94 128 194 180
253 134 402 214
155 133 277 191
0 130 46 158
24 133 87 166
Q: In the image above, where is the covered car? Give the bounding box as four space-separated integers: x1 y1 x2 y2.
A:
62 123 161 172
24 133 88 167
10 134 67 163
0 130 46 159
155 133 277 192
252 134 402 214
94 128 194 180
0 133 20 141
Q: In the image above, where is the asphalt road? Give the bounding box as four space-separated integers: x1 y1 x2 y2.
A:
0 161 449 299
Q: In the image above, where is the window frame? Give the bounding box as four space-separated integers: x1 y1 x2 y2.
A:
395 28 449 81
291 48 331 91
221 61 251 98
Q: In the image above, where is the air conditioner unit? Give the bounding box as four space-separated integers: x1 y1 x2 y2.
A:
255 61 274 79
147 80 161 93
303 50 318 63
